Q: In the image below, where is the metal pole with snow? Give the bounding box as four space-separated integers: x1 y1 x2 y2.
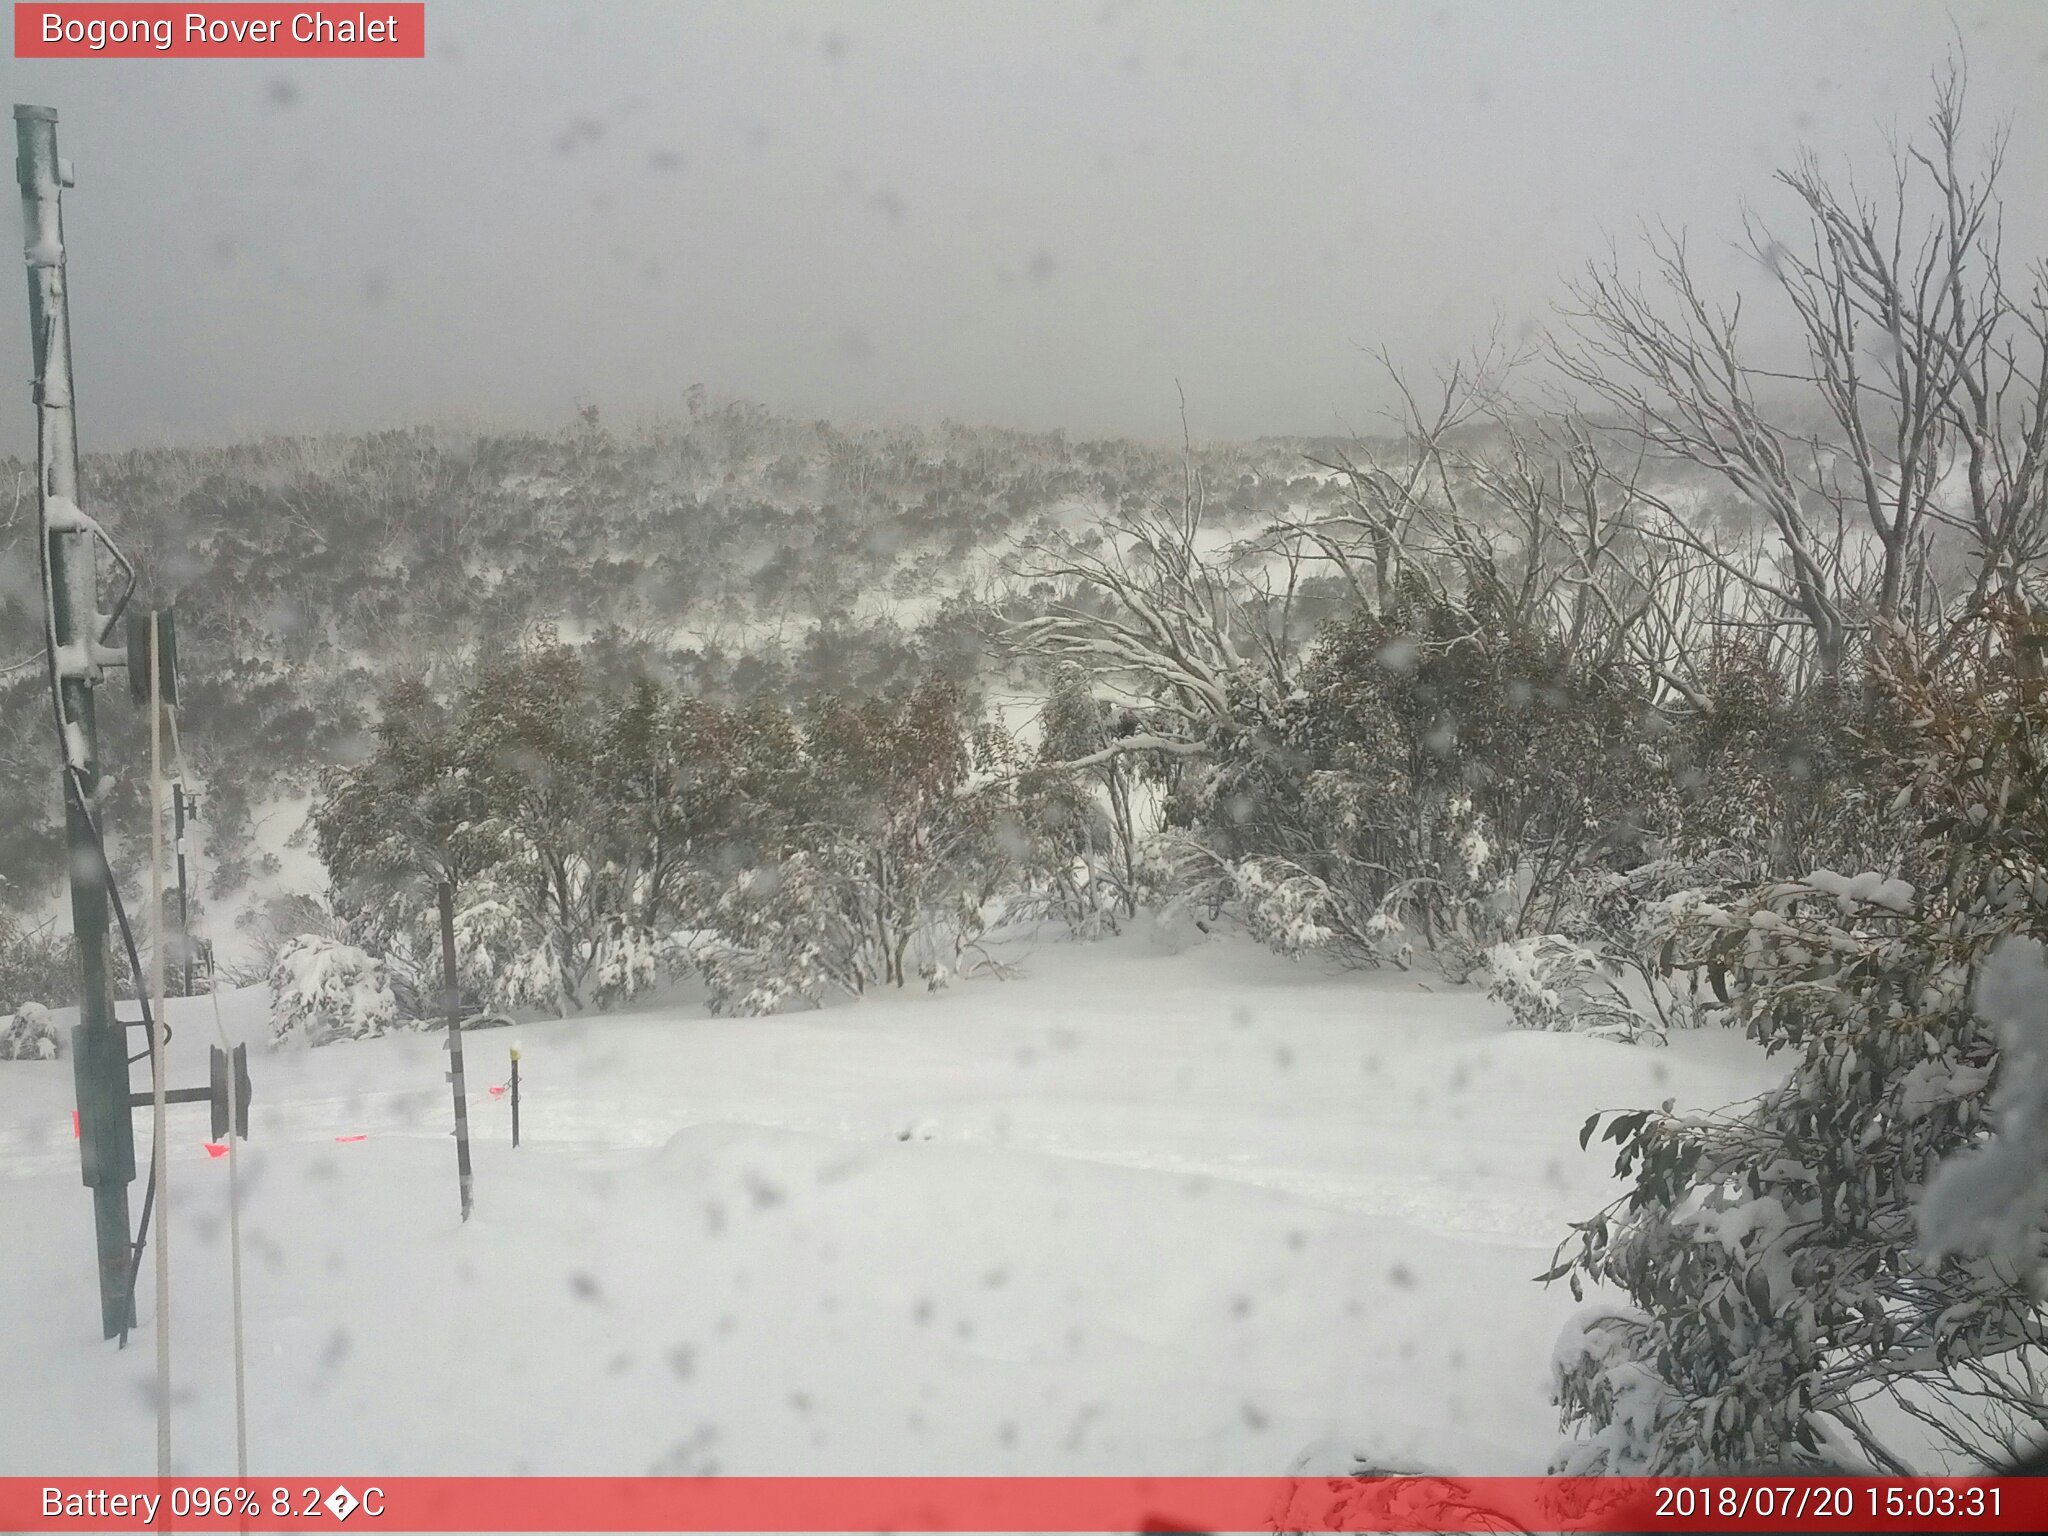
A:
16 103 136 1340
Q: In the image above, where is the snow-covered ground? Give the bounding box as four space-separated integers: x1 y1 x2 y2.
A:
0 931 1779 1478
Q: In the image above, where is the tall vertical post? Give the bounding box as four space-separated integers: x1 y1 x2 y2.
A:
17 103 134 1339
438 880 475 1221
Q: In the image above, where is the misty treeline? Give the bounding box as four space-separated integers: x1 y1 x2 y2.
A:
4 64 2046 1476
297 641 1105 1023
0 381 1349 944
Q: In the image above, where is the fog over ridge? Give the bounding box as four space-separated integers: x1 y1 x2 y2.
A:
2 0 2045 449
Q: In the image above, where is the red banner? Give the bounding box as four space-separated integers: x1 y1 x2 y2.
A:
14 5 424 58
0 1477 2040 1532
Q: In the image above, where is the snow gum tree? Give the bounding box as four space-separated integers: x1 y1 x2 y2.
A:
1182 577 1659 972
1014 665 1146 930
702 675 1021 1009
1554 63 2048 687
309 638 1040 1019
313 673 506 1015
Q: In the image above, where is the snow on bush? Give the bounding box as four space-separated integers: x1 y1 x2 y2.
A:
316 652 1021 1020
452 896 570 1015
1548 1306 1687 1477
1485 935 1658 1043
1919 938 2048 1288
1144 837 1335 958
0 1001 59 1061
698 855 857 1015
1 912 79 1021
1562 852 1760 1034
1338 795 1511 979
590 919 667 1010
268 934 400 1048
1549 612 2048 1475
1231 857 1335 956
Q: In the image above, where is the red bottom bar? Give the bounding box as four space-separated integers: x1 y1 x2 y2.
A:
0 1476 2038 1533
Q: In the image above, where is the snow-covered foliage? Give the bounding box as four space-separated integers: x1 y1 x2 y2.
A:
1548 1305 1685 1476
449 895 574 1014
0 911 80 1021
1004 667 1149 937
1549 610 2048 1475
315 642 1040 1019
1151 584 1657 976
268 934 400 1049
1229 857 1336 956
688 681 1029 1014
315 646 695 1019
0 1001 58 1061
590 918 669 1011
1485 935 1656 1043
1144 836 1335 957
700 855 861 1015
1557 852 1766 1036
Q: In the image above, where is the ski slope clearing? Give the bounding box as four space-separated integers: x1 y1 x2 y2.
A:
0 933 1778 1477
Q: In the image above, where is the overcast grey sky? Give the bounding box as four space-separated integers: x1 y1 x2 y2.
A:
4 0 2047 451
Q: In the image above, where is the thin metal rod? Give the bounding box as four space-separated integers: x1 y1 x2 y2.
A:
222 1007 247 1476
168 703 248 1475
149 610 170 1473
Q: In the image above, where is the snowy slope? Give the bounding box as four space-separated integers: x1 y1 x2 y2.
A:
0 933 1778 1478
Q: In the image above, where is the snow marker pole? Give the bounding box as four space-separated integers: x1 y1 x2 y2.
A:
439 880 475 1221
510 1047 520 1148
